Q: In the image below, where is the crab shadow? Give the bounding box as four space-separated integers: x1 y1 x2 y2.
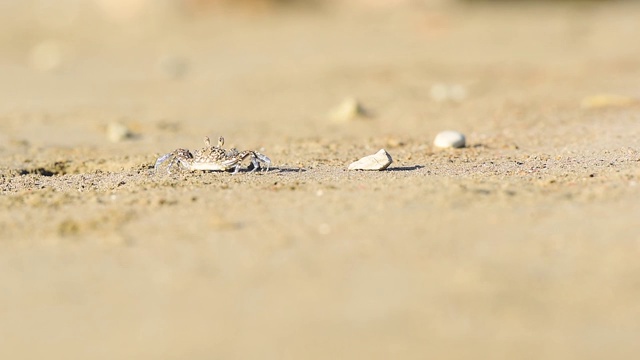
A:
385 165 424 172
231 166 306 174
270 167 307 173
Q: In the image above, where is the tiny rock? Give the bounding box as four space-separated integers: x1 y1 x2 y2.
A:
329 97 367 122
434 130 466 149
107 122 132 143
348 149 393 171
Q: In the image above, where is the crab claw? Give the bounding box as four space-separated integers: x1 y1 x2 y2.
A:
154 149 193 174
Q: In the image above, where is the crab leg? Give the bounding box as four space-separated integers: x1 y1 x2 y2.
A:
255 153 271 171
154 153 174 171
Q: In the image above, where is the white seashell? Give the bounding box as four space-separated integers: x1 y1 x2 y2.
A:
434 130 466 149
348 149 393 170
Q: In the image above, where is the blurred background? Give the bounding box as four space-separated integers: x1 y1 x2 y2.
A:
2 0 635 150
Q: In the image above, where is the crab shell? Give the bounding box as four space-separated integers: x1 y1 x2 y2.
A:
154 136 271 174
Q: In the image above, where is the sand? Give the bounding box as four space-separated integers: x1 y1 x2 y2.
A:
1 1 640 359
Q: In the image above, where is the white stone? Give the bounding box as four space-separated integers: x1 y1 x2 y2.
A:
434 130 466 149
348 149 393 171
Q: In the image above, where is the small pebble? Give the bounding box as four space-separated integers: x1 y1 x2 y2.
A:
434 130 465 149
107 122 132 143
348 149 393 170
329 97 367 122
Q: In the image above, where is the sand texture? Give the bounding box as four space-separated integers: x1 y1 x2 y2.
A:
1 1 640 359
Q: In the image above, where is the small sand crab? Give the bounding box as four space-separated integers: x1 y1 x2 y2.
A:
154 136 271 174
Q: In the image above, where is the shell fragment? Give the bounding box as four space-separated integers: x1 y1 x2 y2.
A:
348 149 393 171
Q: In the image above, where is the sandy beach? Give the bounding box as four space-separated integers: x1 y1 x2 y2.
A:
1 0 640 358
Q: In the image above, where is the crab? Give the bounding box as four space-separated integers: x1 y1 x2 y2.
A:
154 135 271 174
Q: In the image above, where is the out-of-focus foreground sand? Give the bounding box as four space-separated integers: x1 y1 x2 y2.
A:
1 0 640 359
